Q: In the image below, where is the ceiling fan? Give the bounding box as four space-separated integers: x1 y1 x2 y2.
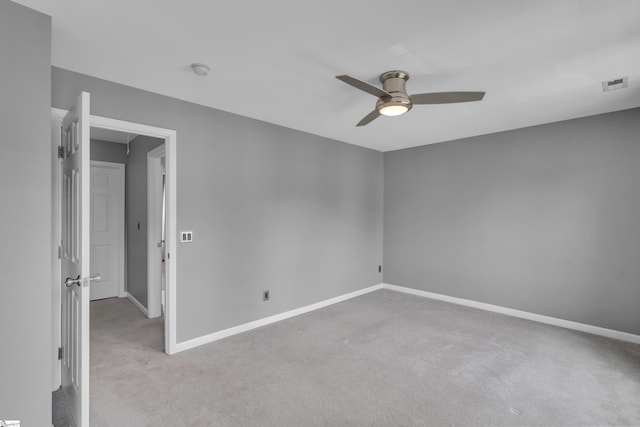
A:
336 70 485 126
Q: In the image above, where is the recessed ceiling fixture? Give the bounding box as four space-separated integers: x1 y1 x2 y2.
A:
602 76 628 92
336 70 485 126
191 63 210 76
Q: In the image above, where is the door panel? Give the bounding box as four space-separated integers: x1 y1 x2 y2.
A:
92 194 108 232
61 91 90 427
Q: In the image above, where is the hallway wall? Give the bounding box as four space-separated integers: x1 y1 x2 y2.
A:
91 138 127 164
126 136 164 308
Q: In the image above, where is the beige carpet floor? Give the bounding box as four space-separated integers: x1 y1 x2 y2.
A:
86 289 640 426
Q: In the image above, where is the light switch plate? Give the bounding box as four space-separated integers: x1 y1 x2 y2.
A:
180 231 193 243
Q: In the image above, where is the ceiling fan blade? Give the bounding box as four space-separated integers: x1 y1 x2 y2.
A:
356 110 381 127
336 75 391 98
410 91 485 104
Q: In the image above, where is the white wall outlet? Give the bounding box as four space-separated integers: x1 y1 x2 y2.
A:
180 231 193 243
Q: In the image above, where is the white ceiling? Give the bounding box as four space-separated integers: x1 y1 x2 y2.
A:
17 0 640 152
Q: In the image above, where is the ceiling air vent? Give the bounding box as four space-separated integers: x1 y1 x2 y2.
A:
602 76 628 92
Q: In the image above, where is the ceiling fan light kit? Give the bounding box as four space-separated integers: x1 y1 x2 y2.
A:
336 70 486 126
379 104 409 116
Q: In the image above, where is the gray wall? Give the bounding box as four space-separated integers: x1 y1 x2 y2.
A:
52 67 384 342
126 135 164 307
384 108 640 335
91 138 127 163
0 1 52 425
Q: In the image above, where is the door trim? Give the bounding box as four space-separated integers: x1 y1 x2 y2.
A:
51 108 65 391
51 108 179 372
89 114 178 355
90 160 125 299
147 145 165 319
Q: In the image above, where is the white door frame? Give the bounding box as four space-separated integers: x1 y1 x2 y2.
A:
51 109 64 391
147 145 165 319
90 114 178 356
51 109 179 386
90 160 126 300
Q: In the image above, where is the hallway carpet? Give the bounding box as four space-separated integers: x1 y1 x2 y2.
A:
52 387 76 427
90 290 640 426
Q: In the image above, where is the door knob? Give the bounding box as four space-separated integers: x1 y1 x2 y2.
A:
64 274 100 287
65 275 81 287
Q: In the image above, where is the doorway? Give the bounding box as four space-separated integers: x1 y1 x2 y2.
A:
51 109 179 393
89 130 165 314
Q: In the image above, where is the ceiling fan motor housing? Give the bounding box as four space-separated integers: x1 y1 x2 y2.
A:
378 70 412 112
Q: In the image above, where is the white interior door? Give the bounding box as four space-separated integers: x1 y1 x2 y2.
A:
90 161 125 301
61 92 92 427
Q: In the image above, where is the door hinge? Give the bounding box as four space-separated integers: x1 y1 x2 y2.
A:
57 146 65 159
58 245 63 259
58 347 63 360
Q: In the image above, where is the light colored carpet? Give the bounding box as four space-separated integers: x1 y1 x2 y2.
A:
89 290 640 426
52 387 76 427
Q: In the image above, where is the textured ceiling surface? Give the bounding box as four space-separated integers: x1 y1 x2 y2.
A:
16 0 640 151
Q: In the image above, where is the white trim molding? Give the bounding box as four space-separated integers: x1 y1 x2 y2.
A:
173 284 384 354
147 144 165 320
382 283 640 345
88 114 178 355
126 292 149 318
167 281 640 355
51 108 65 391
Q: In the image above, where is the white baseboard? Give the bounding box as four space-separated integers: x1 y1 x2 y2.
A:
382 283 640 345
126 292 149 318
173 284 384 354
168 281 639 356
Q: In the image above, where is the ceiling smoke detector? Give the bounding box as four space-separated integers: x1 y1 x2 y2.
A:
191 63 210 76
602 76 628 92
